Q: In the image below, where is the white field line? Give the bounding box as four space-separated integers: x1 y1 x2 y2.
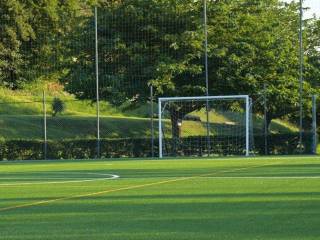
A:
0 178 99 180
198 176 320 179
0 173 119 186
119 175 320 180
252 156 320 160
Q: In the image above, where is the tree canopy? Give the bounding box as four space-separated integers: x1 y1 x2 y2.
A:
0 0 92 88
1 0 320 129
62 0 320 126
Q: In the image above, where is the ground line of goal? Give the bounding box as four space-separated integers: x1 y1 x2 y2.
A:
0 162 279 213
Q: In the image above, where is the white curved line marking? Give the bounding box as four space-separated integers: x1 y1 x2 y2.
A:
0 178 101 180
0 173 119 186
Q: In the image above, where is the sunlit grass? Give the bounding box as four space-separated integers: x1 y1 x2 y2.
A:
0 86 299 140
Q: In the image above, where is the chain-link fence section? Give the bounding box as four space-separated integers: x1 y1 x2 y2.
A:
1 93 317 160
0 99 44 160
250 94 317 155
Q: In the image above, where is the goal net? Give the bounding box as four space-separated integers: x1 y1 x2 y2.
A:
158 95 251 158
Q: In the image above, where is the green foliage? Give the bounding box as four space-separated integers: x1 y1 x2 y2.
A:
0 0 320 143
305 18 320 88
0 0 89 88
206 0 316 124
0 0 34 88
63 0 320 131
64 0 205 104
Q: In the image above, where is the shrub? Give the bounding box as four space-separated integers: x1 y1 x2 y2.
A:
51 98 65 117
183 115 201 122
0 133 314 161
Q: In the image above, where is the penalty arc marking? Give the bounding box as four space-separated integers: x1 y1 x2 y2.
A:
0 172 119 186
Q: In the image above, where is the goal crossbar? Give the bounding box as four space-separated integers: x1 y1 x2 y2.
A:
158 95 250 158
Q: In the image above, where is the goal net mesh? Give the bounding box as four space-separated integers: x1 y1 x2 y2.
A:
159 96 251 157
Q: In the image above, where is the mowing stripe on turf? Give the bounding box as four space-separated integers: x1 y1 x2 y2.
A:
0 163 279 212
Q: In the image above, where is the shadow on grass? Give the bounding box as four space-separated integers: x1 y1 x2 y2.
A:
4 191 320 202
2 194 320 239
3 163 320 180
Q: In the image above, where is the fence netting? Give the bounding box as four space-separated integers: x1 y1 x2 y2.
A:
0 1 318 160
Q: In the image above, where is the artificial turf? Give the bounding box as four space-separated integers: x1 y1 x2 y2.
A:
0 156 320 240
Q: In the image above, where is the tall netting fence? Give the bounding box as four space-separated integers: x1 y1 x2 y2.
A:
92 2 204 158
0 1 319 160
250 94 317 155
45 97 98 159
205 0 319 156
97 5 162 158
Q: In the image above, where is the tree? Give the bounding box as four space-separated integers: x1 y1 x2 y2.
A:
304 17 320 127
65 0 205 101
305 17 320 88
64 0 205 141
0 0 34 88
206 0 316 131
0 0 91 88
64 0 318 137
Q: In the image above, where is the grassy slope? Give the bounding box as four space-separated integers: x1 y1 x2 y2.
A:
0 85 298 140
0 156 320 240
0 85 155 140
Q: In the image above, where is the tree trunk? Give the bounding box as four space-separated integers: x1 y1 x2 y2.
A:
263 112 272 155
170 113 180 139
170 109 182 156
265 113 273 133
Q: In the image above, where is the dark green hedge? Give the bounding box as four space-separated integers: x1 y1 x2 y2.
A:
0 138 155 160
162 133 314 156
253 132 314 155
0 133 315 161
0 140 44 160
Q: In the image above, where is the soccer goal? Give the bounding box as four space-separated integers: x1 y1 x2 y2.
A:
158 95 251 158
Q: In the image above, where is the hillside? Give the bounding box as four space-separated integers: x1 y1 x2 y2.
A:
0 84 298 141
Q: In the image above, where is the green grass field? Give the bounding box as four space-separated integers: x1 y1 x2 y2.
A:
1 156 320 240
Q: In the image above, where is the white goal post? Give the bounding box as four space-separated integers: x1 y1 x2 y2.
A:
158 95 250 158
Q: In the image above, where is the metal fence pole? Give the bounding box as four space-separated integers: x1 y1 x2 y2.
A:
95 6 101 158
249 98 254 155
204 0 211 156
299 0 304 153
263 83 268 155
150 85 154 158
43 90 47 160
312 95 317 154
158 99 163 158
245 96 250 156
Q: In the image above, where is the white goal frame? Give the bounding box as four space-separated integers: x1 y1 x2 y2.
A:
158 95 250 158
